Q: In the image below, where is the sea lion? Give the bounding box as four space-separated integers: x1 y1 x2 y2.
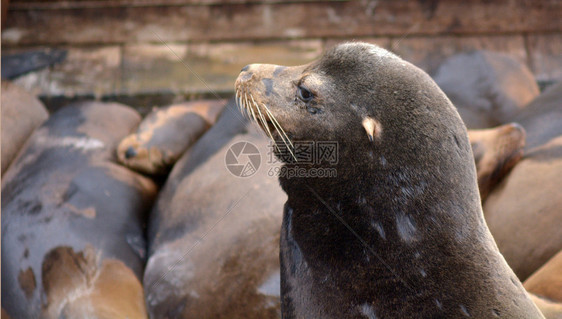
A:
484 81 562 280
529 295 562 319
140 103 527 318
117 99 226 175
433 50 540 129
1 101 157 319
468 123 526 201
525 251 562 319
143 100 286 319
525 250 562 304
235 42 544 318
1 80 49 175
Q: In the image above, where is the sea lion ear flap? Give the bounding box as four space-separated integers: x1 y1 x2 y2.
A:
362 117 382 142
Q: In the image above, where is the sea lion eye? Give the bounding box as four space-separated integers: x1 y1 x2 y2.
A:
297 85 314 102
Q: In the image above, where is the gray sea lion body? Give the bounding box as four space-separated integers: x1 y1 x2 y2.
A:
1 102 156 319
1 81 49 175
433 50 540 129
235 42 543 318
484 81 562 281
143 100 286 318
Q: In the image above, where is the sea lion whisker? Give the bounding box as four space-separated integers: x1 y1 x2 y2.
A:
263 104 294 148
243 92 249 115
252 99 271 140
244 93 256 121
263 108 297 162
249 105 258 126
242 92 248 109
243 93 257 123
245 94 261 131
244 97 281 152
249 95 266 125
242 100 249 119
238 92 244 115
270 119 296 160
262 105 292 149
236 90 247 118
261 108 282 153
251 96 277 146
237 90 243 109
263 106 297 161
265 108 293 148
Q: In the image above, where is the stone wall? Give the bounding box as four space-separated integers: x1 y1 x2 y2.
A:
2 0 561 109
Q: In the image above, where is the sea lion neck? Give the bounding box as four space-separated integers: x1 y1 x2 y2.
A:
279 153 483 249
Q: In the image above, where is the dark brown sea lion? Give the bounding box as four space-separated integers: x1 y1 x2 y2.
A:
484 81 562 281
468 123 526 201
235 42 544 318
1 101 157 319
433 50 540 129
143 100 286 319
117 99 226 175
1 80 49 175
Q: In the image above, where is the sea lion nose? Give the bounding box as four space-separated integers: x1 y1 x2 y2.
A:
236 67 254 87
125 146 137 159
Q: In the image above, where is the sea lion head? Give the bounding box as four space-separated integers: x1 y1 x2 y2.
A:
235 42 473 183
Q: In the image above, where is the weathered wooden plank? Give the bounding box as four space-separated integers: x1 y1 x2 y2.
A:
122 40 324 95
390 35 528 75
10 46 122 97
8 40 324 100
9 0 346 10
527 33 562 82
3 0 561 46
